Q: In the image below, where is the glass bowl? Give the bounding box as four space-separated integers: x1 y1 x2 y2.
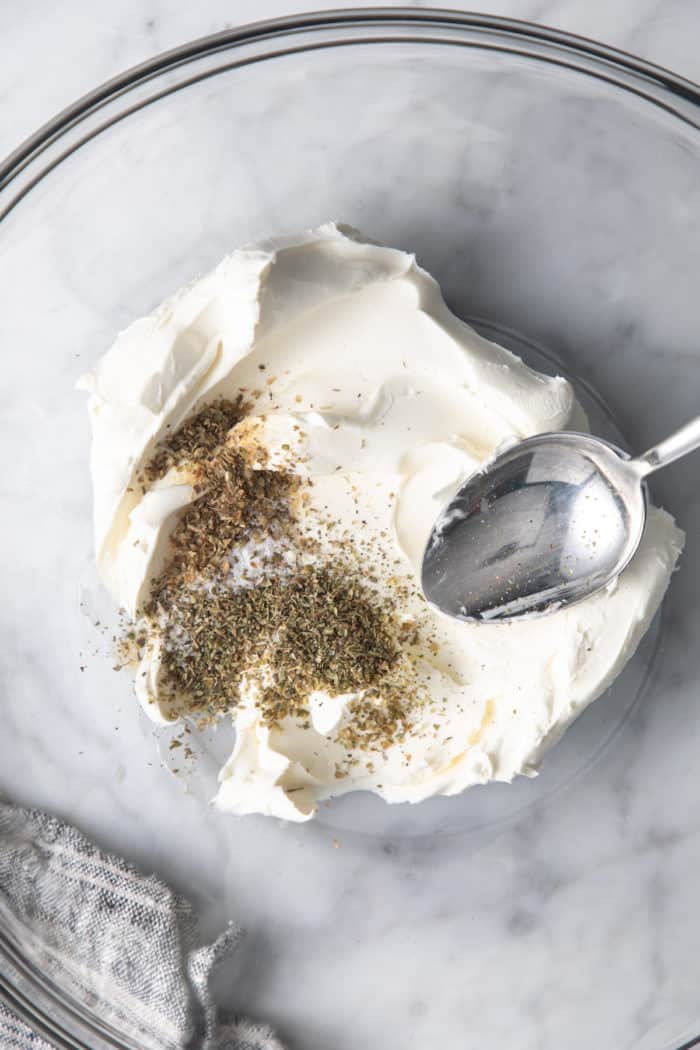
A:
1 11 699 1050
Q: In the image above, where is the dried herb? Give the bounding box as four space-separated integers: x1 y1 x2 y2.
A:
152 564 401 729
144 397 246 482
131 397 425 754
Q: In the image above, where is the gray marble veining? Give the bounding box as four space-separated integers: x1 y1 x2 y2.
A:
1 5 700 1050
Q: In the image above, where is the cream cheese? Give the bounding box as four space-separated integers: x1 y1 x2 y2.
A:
80 223 684 821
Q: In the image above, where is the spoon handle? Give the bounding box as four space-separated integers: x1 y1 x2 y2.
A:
635 414 700 476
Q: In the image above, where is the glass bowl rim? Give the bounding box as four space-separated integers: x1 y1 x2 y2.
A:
1 9 700 1050
2 6 700 219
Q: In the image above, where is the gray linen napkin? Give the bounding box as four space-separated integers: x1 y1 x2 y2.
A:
0 802 285 1050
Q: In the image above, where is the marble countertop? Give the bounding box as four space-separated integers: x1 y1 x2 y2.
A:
5 0 700 161
3 5 700 1050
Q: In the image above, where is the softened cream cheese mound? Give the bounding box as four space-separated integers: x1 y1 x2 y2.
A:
80 223 684 822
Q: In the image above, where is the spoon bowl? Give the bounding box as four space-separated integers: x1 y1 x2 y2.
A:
422 414 700 622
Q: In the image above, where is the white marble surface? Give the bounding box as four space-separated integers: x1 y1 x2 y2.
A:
2 5 700 1050
5 0 700 162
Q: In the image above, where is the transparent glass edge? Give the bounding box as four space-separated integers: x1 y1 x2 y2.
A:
1 9 700 1050
2 9 700 208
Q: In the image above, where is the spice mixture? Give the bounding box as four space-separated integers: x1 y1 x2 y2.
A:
129 398 428 755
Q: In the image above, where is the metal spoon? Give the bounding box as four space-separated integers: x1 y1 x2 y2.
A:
422 416 700 622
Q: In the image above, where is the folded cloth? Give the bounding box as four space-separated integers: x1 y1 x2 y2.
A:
0 802 285 1050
